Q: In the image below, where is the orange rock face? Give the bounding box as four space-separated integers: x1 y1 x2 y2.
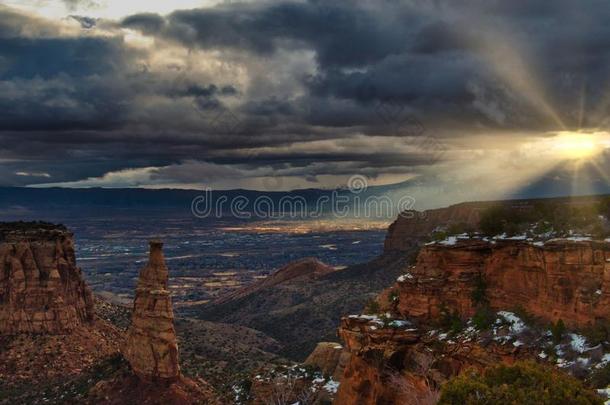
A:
334 317 536 405
396 239 610 328
0 223 94 334
334 238 610 404
124 240 180 382
383 203 485 253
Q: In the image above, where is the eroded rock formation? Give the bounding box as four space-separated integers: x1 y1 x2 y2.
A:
383 202 486 253
334 316 535 405
124 240 180 381
382 195 608 253
92 240 220 404
395 239 610 328
0 222 94 334
334 238 610 404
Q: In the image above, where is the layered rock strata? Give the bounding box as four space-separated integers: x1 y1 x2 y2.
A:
123 240 180 381
335 238 610 404
0 222 94 334
395 239 610 328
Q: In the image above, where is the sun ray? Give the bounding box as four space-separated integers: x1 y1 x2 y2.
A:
577 80 587 129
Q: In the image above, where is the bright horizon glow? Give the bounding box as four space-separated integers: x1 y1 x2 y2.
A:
550 131 608 160
521 131 610 162
553 132 602 159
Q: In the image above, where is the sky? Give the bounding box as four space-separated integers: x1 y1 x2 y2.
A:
0 0 609 207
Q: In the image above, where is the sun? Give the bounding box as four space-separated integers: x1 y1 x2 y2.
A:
552 132 597 159
550 131 607 160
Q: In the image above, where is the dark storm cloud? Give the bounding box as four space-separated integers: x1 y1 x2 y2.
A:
0 37 128 79
1 1 610 188
121 13 165 35
166 82 238 99
120 0 610 130
122 1 416 67
69 15 98 29
0 32 134 131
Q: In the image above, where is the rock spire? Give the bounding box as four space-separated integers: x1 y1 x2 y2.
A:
124 240 180 381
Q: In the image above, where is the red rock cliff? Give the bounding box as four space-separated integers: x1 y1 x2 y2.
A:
383 202 487 253
334 238 610 404
0 222 94 334
396 239 610 328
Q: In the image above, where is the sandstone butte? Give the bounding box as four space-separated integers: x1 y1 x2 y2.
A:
0 222 123 390
124 239 181 381
0 222 94 334
334 237 610 405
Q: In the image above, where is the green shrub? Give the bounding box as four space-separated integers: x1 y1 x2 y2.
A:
431 231 449 242
551 319 566 345
583 321 610 347
589 363 610 389
479 206 508 236
478 201 607 238
472 306 495 331
447 222 476 236
364 299 380 315
440 305 464 335
471 274 488 306
512 305 536 327
439 361 602 405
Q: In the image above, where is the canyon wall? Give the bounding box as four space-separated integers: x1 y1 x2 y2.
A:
396 239 610 328
335 238 610 404
382 194 608 254
383 202 488 253
0 223 94 334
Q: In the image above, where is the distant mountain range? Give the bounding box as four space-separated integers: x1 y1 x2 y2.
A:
1 174 610 220
0 182 414 219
